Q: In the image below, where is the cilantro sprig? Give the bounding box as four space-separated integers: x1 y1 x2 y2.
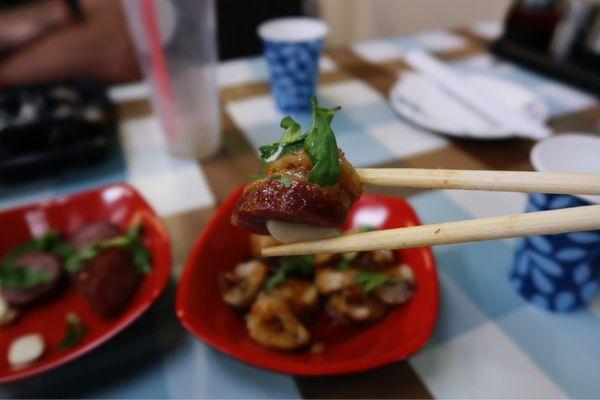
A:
304 98 341 186
0 231 76 267
256 97 341 187
0 224 152 291
266 255 315 290
355 270 403 294
0 231 76 290
58 312 86 349
0 267 53 290
66 224 152 274
337 252 357 270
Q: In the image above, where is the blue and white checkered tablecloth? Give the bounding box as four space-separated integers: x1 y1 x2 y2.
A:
1 22 599 398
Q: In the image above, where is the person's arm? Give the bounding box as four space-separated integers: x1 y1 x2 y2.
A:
0 0 71 55
0 0 141 86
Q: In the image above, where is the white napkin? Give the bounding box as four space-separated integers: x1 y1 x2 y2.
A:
404 49 552 140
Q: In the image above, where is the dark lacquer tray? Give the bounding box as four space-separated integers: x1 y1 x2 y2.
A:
0 80 117 180
492 39 600 96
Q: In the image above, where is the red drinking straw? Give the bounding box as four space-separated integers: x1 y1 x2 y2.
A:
139 0 178 139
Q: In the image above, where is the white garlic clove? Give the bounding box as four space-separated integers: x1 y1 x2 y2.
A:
8 333 45 367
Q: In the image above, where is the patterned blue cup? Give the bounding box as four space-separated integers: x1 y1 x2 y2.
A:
510 193 600 312
258 18 328 112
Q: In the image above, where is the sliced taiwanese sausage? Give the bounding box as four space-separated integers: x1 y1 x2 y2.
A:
231 150 362 235
70 221 121 250
2 252 64 307
77 247 141 317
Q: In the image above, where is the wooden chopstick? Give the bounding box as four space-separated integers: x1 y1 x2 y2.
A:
357 168 600 194
261 204 600 257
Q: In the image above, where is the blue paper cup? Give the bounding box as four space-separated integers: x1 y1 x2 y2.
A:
258 17 328 112
510 134 600 312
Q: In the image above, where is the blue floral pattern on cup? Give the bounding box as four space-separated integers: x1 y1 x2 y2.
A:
262 39 324 112
510 193 600 312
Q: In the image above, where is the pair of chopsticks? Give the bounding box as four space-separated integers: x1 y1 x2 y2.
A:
262 168 600 257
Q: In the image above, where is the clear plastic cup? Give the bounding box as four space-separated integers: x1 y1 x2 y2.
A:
121 0 221 160
258 17 328 112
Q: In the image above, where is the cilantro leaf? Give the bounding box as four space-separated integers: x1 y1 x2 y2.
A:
259 143 282 162
266 255 315 289
59 312 86 349
0 231 76 290
303 98 341 187
258 116 305 164
280 116 303 143
0 230 76 268
358 226 377 233
355 270 403 294
279 176 292 188
65 224 152 274
253 97 342 187
280 140 304 156
126 224 152 274
0 266 52 290
337 252 357 270
65 245 100 273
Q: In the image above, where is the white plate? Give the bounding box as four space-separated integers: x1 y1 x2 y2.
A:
532 133 600 204
389 72 548 140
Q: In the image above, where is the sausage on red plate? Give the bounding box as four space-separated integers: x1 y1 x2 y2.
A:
2 251 64 307
70 221 121 250
232 150 362 235
78 247 141 317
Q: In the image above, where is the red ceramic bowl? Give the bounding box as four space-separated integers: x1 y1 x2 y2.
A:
0 183 171 383
177 187 439 376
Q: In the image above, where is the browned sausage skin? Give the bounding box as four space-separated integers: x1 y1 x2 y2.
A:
77 247 141 317
232 150 361 234
231 98 363 235
2 252 64 307
70 221 121 251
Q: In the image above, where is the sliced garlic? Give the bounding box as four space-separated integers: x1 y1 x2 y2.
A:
266 220 339 244
8 333 45 367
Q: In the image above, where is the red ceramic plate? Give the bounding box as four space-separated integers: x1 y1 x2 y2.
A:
176 187 439 376
0 183 171 383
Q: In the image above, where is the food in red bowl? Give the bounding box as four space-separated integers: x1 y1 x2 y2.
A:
0 183 171 383
176 186 439 375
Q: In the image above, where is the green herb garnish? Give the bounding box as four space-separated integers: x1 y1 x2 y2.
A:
255 97 341 187
0 225 152 290
0 231 76 290
303 98 341 186
59 312 86 349
358 226 377 233
338 252 358 270
65 224 152 274
266 255 315 289
127 224 152 274
0 231 76 268
0 266 52 290
355 270 403 294
279 176 292 188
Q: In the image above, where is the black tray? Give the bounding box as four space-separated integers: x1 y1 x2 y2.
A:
492 39 600 97
0 80 117 181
